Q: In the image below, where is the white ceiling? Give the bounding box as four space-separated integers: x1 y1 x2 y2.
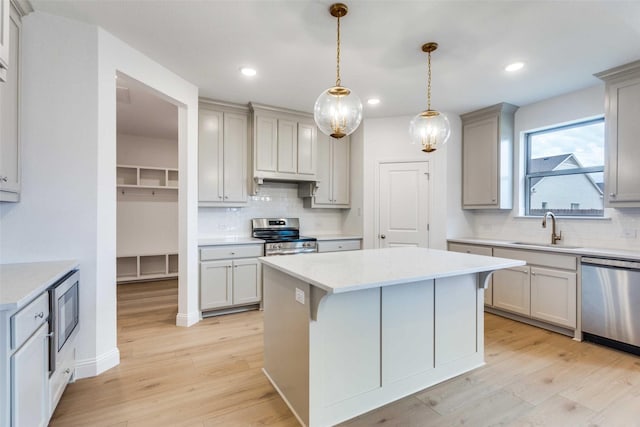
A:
30 0 640 137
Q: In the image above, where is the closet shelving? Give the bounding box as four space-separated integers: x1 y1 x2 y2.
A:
116 165 179 190
116 253 179 282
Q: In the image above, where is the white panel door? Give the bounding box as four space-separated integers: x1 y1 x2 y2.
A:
378 162 429 248
277 119 297 174
200 260 232 309
530 267 577 328
11 323 49 427
232 258 261 305
198 109 223 202
223 112 247 202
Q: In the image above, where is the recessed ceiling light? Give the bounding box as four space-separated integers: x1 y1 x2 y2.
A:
367 98 380 105
240 67 257 77
505 62 524 72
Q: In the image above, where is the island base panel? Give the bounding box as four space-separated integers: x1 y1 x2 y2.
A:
262 266 485 427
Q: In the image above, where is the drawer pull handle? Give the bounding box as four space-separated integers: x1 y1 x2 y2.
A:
0 176 7 182
35 312 45 319
65 368 71 374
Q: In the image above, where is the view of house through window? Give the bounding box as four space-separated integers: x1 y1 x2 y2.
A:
525 118 605 216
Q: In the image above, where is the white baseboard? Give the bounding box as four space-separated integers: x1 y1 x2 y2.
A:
176 310 200 327
74 347 120 380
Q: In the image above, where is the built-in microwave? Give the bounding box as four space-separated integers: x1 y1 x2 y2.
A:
49 270 79 375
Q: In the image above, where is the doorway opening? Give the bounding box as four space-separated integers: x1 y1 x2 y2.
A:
115 72 179 327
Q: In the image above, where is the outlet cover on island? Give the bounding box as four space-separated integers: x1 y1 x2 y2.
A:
621 229 638 239
295 288 305 304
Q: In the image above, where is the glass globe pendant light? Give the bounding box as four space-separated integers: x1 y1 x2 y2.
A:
409 42 451 153
314 3 363 139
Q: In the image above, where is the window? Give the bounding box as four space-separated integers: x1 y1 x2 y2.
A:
525 118 605 217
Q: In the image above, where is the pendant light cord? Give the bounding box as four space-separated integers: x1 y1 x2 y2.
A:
426 50 432 111
336 15 341 87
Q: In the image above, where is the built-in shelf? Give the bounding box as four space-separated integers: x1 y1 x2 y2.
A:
116 165 179 190
116 253 179 283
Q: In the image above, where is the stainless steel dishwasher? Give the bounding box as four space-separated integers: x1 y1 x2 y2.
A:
582 257 640 355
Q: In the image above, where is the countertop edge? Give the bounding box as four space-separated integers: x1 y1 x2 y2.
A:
259 254 524 294
448 238 640 261
0 260 79 311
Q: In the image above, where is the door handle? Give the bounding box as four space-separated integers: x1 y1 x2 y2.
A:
380 234 386 239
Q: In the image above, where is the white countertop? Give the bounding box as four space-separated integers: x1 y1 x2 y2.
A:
198 236 265 246
259 247 525 294
309 234 362 241
0 260 79 311
448 238 640 262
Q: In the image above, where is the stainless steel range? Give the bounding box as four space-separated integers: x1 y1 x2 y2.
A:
252 218 317 256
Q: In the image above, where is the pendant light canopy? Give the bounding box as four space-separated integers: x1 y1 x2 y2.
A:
314 3 363 139
409 42 450 153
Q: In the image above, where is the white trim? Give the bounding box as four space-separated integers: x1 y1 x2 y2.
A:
74 347 120 379
176 310 200 327
262 368 308 427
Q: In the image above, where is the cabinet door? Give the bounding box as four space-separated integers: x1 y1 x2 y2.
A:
530 267 577 328
255 115 278 172
492 266 530 316
607 77 640 205
277 119 297 174
198 109 224 202
232 258 262 305
462 116 498 207
332 137 350 205
297 122 316 176
200 260 233 310
223 112 248 202
0 6 21 199
11 322 49 427
314 132 332 205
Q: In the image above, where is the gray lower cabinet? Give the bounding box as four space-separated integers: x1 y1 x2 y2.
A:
199 244 263 312
11 322 48 427
316 238 361 253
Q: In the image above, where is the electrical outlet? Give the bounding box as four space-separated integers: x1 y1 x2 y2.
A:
295 288 305 304
621 229 637 239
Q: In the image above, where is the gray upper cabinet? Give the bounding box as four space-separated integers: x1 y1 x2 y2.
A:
198 100 249 207
461 103 518 210
0 2 22 202
596 60 640 207
250 103 317 185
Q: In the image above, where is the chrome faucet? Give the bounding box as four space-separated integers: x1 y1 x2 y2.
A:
542 211 562 245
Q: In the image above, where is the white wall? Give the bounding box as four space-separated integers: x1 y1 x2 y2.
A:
464 85 640 250
0 11 199 380
359 114 466 250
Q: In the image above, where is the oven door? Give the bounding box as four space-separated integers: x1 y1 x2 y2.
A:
50 270 80 373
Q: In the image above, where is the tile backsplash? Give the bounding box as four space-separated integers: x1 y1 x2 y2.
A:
198 182 346 237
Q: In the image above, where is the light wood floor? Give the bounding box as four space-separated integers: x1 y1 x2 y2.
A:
50 280 640 427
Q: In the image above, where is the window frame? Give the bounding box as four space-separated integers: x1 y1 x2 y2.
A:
524 118 605 217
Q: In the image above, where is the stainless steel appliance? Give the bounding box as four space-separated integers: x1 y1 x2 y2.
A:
582 257 640 355
49 270 80 375
252 218 317 256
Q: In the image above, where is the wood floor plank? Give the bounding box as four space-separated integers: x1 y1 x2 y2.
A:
50 280 640 427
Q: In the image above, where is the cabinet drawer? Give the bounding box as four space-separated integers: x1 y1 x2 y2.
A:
200 244 263 261
493 248 576 271
448 243 492 256
317 239 361 253
11 292 49 350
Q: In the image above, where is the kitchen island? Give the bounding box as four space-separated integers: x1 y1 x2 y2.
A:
260 247 524 427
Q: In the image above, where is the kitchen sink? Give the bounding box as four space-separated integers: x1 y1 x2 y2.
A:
511 242 582 249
